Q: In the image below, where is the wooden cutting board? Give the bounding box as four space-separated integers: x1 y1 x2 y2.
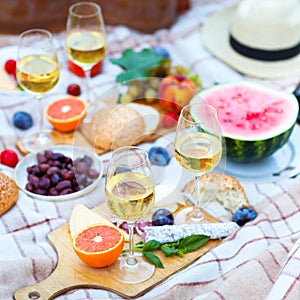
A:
14 210 220 300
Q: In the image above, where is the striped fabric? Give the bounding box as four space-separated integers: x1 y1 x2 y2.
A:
0 0 299 299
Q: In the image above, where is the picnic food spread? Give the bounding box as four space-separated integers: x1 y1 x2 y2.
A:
1 0 300 299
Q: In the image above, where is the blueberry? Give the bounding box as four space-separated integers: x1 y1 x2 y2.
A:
13 111 33 130
153 46 170 59
148 146 170 166
152 208 174 226
233 207 257 226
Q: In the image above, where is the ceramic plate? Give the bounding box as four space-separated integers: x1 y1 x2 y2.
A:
14 145 103 201
224 125 300 183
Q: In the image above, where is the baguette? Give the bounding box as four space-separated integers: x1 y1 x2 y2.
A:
183 173 249 213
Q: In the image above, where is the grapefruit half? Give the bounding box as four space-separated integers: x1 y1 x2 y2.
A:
45 97 87 132
72 223 125 268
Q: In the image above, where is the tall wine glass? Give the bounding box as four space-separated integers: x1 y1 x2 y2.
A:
174 101 223 223
105 146 156 284
16 29 60 152
66 2 107 102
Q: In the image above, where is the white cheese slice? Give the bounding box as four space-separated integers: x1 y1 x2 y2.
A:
0 67 17 91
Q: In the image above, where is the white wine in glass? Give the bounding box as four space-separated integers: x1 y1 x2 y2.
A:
105 146 156 284
66 1 107 102
16 29 60 152
174 101 223 223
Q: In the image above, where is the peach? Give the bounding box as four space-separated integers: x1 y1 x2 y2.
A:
158 75 196 114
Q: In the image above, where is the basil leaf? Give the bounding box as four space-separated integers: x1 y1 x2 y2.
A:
143 251 164 269
161 245 179 257
143 240 161 251
178 234 210 254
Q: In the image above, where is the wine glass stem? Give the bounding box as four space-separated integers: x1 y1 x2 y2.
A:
192 175 204 221
127 222 137 266
37 94 45 140
84 69 92 103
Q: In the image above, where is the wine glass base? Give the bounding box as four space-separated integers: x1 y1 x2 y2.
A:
107 252 155 284
175 206 207 225
22 130 55 152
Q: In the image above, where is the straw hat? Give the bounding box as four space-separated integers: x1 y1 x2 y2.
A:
202 0 300 78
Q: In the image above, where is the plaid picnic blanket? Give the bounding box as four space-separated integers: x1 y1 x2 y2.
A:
0 0 299 299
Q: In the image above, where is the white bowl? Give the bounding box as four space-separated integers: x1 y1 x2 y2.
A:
14 145 103 201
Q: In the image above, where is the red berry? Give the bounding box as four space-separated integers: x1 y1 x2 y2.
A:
4 59 17 78
0 149 19 168
162 112 179 128
67 84 81 96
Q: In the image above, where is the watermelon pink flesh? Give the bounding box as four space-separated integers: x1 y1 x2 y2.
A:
203 84 297 140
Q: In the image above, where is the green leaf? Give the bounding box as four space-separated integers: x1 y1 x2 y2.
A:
177 235 210 254
143 251 164 268
109 48 163 82
161 245 179 257
143 240 162 252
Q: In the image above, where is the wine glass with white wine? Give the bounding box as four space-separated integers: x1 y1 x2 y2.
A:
16 29 60 152
66 1 107 103
174 101 223 223
105 146 156 284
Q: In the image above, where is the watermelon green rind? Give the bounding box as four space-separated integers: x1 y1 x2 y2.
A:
225 124 295 163
190 81 299 163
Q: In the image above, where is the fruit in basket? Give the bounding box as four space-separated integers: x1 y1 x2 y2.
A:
158 75 197 114
0 149 19 168
72 223 124 267
153 46 170 59
162 112 179 128
45 97 87 132
13 111 33 130
191 81 299 163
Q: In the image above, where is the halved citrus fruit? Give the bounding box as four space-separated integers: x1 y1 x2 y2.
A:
72 223 125 268
45 97 87 132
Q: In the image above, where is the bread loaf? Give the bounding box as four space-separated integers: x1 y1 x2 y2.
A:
0 173 19 216
183 173 249 213
89 104 146 150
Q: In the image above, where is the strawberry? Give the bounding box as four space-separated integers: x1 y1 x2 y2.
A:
0 149 19 168
67 84 81 96
162 112 179 128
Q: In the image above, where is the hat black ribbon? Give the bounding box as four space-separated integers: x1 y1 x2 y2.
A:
230 34 300 61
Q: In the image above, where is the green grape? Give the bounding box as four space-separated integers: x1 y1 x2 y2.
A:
148 77 161 89
144 88 158 103
118 93 133 103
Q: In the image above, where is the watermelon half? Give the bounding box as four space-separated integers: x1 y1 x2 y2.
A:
190 81 299 163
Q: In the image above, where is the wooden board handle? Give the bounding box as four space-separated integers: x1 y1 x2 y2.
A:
14 271 69 300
